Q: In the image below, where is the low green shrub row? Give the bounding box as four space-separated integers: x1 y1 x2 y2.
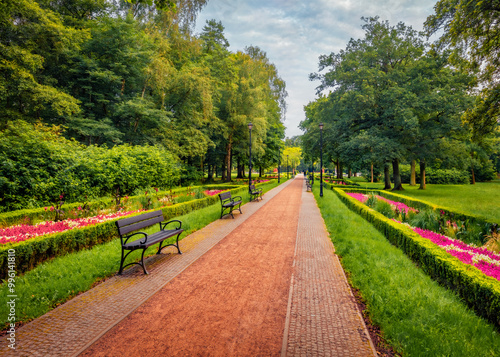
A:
398 165 470 184
332 187 500 327
323 178 360 187
335 187 498 245
0 182 262 279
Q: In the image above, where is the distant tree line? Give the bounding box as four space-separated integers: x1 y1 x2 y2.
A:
301 14 499 189
0 0 287 210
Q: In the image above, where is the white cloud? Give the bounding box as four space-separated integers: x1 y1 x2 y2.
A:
195 0 437 137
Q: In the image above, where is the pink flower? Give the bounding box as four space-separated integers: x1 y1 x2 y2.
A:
44 207 47 211
154 187 159 192
50 206 55 211
78 206 82 211
59 195 64 200
0 210 143 244
346 193 368 203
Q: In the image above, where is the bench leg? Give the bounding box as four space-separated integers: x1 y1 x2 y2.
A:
139 248 148 274
118 248 148 275
157 234 183 255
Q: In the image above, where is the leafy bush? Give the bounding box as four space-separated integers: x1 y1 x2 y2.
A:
399 164 470 184
470 159 497 182
374 200 395 218
365 192 378 208
409 209 440 232
0 121 180 212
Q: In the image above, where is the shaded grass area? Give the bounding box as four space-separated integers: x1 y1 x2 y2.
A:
313 186 500 356
0 180 285 328
342 179 500 222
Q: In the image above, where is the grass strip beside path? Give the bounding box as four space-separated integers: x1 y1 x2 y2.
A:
0 180 285 328
313 186 500 356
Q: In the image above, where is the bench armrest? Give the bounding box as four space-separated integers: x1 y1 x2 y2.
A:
232 195 242 202
160 219 182 230
124 232 148 245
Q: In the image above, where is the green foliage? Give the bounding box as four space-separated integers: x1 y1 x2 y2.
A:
332 187 500 329
399 164 470 184
365 192 378 208
426 0 500 134
0 121 180 212
374 200 395 219
409 209 440 232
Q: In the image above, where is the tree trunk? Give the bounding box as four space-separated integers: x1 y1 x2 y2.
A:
207 164 213 180
259 166 263 177
225 141 232 182
371 163 374 183
410 159 416 186
419 160 426 190
471 152 476 185
339 162 343 179
384 163 392 190
221 159 226 182
392 158 404 191
348 168 352 178
236 158 244 179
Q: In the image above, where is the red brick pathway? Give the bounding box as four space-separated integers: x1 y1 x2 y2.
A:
282 183 376 356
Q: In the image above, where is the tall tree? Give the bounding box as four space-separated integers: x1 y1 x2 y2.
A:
426 0 500 147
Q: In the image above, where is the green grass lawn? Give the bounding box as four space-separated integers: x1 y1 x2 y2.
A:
313 185 500 356
345 178 500 222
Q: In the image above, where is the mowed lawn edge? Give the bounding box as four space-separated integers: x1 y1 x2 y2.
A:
312 186 500 356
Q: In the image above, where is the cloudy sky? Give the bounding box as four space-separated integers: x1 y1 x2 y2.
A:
194 0 439 138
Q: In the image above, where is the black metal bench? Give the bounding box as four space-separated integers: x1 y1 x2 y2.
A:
249 184 263 201
219 191 242 219
305 178 312 191
115 210 183 275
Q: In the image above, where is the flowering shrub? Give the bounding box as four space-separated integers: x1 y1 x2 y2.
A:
346 192 416 214
412 226 500 282
330 180 347 185
346 192 368 203
203 189 227 196
253 179 270 184
0 210 142 244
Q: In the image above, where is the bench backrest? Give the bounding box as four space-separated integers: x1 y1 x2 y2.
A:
115 210 164 236
219 191 232 201
249 184 256 190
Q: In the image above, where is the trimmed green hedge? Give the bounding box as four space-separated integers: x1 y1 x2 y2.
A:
0 182 268 279
332 187 500 327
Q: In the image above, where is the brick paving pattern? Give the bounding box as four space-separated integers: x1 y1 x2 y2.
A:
0 180 293 357
282 181 376 356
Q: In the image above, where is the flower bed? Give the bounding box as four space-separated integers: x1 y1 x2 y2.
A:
0 211 142 244
333 187 500 328
203 189 228 196
412 226 500 281
346 192 417 214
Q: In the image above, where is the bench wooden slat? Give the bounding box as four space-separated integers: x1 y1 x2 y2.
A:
117 215 164 236
115 210 163 228
123 229 183 249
